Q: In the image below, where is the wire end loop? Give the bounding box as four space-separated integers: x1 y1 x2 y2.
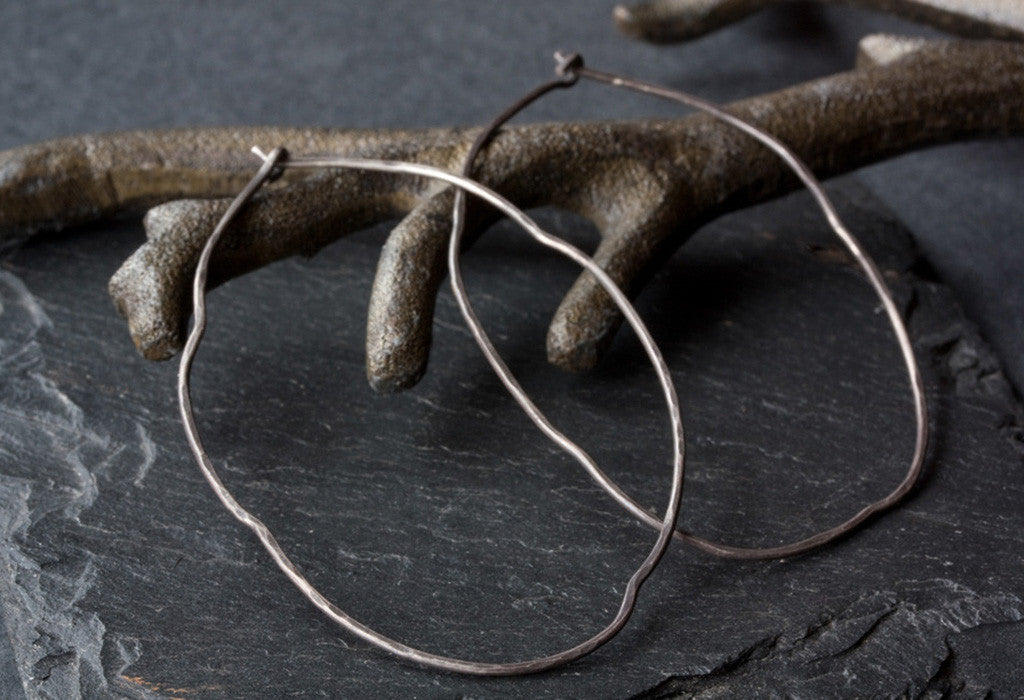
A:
553 51 584 82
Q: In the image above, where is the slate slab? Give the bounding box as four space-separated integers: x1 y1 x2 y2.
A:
0 177 1021 697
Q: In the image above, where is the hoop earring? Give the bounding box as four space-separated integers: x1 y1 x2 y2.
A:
179 146 686 675
449 52 928 561
178 52 929 676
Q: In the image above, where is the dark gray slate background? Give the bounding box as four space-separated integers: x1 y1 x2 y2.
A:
0 2 1022 698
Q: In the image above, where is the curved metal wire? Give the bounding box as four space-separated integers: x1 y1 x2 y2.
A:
179 52 930 674
450 52 928 561
179 146 686 675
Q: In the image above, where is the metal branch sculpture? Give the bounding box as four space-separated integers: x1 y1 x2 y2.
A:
0 33 1021 391
614 0 1024 43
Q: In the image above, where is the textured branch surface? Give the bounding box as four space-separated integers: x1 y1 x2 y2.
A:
1 37 1022 391
614 0 1024 43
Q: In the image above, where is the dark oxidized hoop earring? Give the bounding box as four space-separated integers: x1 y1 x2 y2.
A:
178 50 929 677
448 51 928 561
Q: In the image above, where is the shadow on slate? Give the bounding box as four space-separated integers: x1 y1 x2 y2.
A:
0 177 1021 698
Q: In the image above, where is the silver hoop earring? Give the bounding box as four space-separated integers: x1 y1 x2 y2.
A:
179 145 685 675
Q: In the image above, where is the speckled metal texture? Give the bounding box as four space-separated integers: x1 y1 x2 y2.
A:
614 0 1024 43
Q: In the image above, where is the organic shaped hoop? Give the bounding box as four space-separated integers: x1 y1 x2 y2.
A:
179 147 686 675
179 51 930 675
449 52 928 560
